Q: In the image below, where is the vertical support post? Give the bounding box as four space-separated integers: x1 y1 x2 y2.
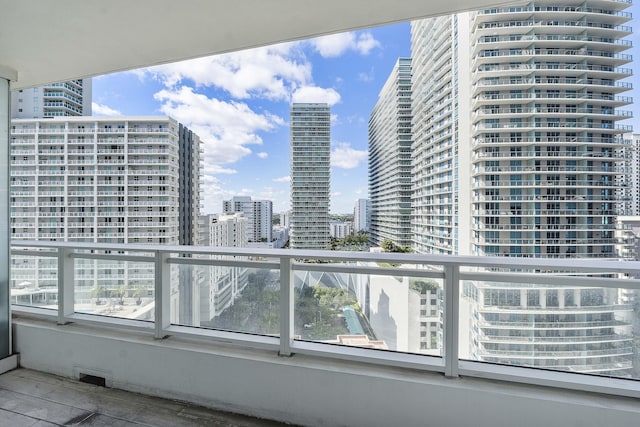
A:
444 264 460 378
154 251 171 339
57 247 75 324
0 75 11 359
279 256 294 356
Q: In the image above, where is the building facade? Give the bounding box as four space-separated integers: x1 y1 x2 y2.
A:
329 221 352 239
353 198 371 233
368 58 413 248
405 3 635 375
10 116 202 322
197 213 248 322
362 2 635 371
11 79 92 118
222 196 273 242
624 133 640 215
290 103 331 249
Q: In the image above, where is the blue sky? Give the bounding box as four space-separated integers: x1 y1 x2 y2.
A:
91 9 639 216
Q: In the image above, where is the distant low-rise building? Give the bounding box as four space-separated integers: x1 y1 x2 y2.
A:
330 221 352 239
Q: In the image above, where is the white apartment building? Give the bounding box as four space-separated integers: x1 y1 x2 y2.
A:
329 221 352 239
197 213 248 321
411 17 473 256
11 79 92 118
383 2 634 374
368 58 413 248
290 103 331 249
353 198 370 233
222 196 272 242
10 116 202 320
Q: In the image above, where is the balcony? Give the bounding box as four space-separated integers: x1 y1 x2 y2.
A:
6 240 640 426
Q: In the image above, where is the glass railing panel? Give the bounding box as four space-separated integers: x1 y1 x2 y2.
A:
73 256 156 321
460 270 638 380
172 262 281 337
293 260 444 357
10 247 58 311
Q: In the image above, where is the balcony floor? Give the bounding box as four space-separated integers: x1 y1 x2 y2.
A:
0 368 290 427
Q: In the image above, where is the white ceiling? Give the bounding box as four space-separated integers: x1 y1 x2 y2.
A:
1 0 516 89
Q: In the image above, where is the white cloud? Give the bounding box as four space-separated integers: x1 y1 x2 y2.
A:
310 32 381 58
331 143 368 169
273 176 291 183
154 86 283 166
332 191 343 197
257 152 269 159
358 67 375 82
205 165 237 175
140 43 311 101
292 86 341 106
354 33 382 55
92 102 121 116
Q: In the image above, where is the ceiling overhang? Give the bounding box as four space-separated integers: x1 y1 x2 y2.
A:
1 0 518 89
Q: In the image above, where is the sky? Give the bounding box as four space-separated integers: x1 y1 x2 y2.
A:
91 7 640 216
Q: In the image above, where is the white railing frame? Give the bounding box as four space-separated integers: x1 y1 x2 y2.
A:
9 240 640 399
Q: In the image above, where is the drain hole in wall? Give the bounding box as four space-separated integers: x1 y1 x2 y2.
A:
79 373 106 387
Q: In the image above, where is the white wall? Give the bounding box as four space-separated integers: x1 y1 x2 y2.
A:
13 317 640 427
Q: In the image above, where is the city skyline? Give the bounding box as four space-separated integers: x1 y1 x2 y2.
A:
88 7 637 215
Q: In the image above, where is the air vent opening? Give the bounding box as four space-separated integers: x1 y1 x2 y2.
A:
78 373 106 387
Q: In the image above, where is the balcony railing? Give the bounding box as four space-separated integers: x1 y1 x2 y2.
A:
9 240 640 399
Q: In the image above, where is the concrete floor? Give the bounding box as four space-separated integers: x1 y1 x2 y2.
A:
0 368 291 426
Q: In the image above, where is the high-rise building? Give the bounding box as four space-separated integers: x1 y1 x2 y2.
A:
353 198 371 233
374 2 635 374
290 103 331 249
10 116 202 322
222 196 272 242
411 18 472 255
11 79 92 118
197 213 248 321
368 58 413 248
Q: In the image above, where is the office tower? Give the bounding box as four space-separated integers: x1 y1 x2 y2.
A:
11 79 92 118
10 116 202 321
290 103 331 249
222 196 273 242
368 58 413 248
197 213 248 321
403 2 634 375
353 198 371 233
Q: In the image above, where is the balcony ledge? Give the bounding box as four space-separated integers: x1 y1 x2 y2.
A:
11 313 640 427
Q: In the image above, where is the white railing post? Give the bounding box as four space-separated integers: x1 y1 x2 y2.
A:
57 247 74 325
279 256 294 356
444 264 460 378
154 250 171 339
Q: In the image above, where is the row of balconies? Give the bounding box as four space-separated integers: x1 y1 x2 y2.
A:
474 107 632 117
474 166 627 174
473 123 631 132
475 209 618 216
475 179 623 187
476 238 618 246
473 224 617 231
474 92 632 103
475 19 632 35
